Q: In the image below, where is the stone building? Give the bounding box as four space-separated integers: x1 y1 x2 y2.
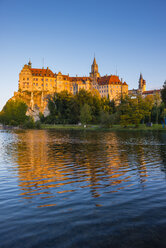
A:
129 73 161 98
12 58 128 119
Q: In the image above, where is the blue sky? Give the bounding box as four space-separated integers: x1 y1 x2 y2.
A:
0 0 166 110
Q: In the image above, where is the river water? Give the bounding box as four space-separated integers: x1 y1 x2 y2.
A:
0 129 166 248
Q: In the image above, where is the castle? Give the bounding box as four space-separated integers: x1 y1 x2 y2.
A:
129 73 161 98
13 58 128 119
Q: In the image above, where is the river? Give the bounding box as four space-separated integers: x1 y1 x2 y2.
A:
0 129 166 248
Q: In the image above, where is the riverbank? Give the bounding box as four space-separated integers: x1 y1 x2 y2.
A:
41 124 166 132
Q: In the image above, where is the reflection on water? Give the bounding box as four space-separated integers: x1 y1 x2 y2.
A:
1 130 166 248
9 130 152 202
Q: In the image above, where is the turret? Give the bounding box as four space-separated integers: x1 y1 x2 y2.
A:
28 60 32 68
138 73 146 92
90 56 100 78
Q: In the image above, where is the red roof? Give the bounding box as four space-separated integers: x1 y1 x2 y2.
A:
30 68 55 77
97 75 126 85
69 76 92 82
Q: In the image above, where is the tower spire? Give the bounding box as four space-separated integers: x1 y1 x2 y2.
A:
93 54 96 65
90 55 100 78
28 59 32 68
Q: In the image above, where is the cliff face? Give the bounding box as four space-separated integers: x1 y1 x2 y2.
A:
12 91 50 121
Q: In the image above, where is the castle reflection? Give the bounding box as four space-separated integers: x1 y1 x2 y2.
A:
10 130 151 204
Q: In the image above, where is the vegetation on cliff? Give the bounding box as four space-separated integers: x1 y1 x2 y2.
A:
0 99 40 129
0 99 28 126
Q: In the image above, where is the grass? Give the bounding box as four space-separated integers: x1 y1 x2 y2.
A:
41 124 166 132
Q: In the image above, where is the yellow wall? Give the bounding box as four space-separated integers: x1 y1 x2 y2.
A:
18 64 128 109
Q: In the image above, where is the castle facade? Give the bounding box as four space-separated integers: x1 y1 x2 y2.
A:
13 58 128 119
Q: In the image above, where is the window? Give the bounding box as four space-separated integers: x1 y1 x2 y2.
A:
50 79 52 82
33 78 35 81
46 83 48 86
27 78 29 80
36 78 38 81
36 83 38 86
46 79 48 81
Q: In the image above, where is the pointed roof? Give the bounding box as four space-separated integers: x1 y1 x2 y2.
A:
93 56 97 65
140 73 143 79
28 59 32 68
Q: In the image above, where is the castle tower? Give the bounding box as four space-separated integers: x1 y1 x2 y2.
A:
28 60 32 68
90 56 100 78
138 73 146 92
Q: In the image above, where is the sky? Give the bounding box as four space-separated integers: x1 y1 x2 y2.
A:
0 0 166 110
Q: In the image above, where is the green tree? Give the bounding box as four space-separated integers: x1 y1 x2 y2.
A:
99 111 117 128
47 91 79 124
161 81 166 107
119 95 153 127
0 99 28 125
80 104 92 125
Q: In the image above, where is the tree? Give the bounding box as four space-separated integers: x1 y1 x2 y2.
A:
47 91 79 124
161 81 166 107
80 104 92 125
119 95 153 127
0 99 28 125
99 111 117 128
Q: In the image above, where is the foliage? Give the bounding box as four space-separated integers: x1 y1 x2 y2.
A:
22 118 41 129
119 95 153 127
80 104 92 124
46 91 79 124
161 81 166 107
22 117 35 129
0 99 28 125
99 111 117 128
42 89 166 127
46 89 115 124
